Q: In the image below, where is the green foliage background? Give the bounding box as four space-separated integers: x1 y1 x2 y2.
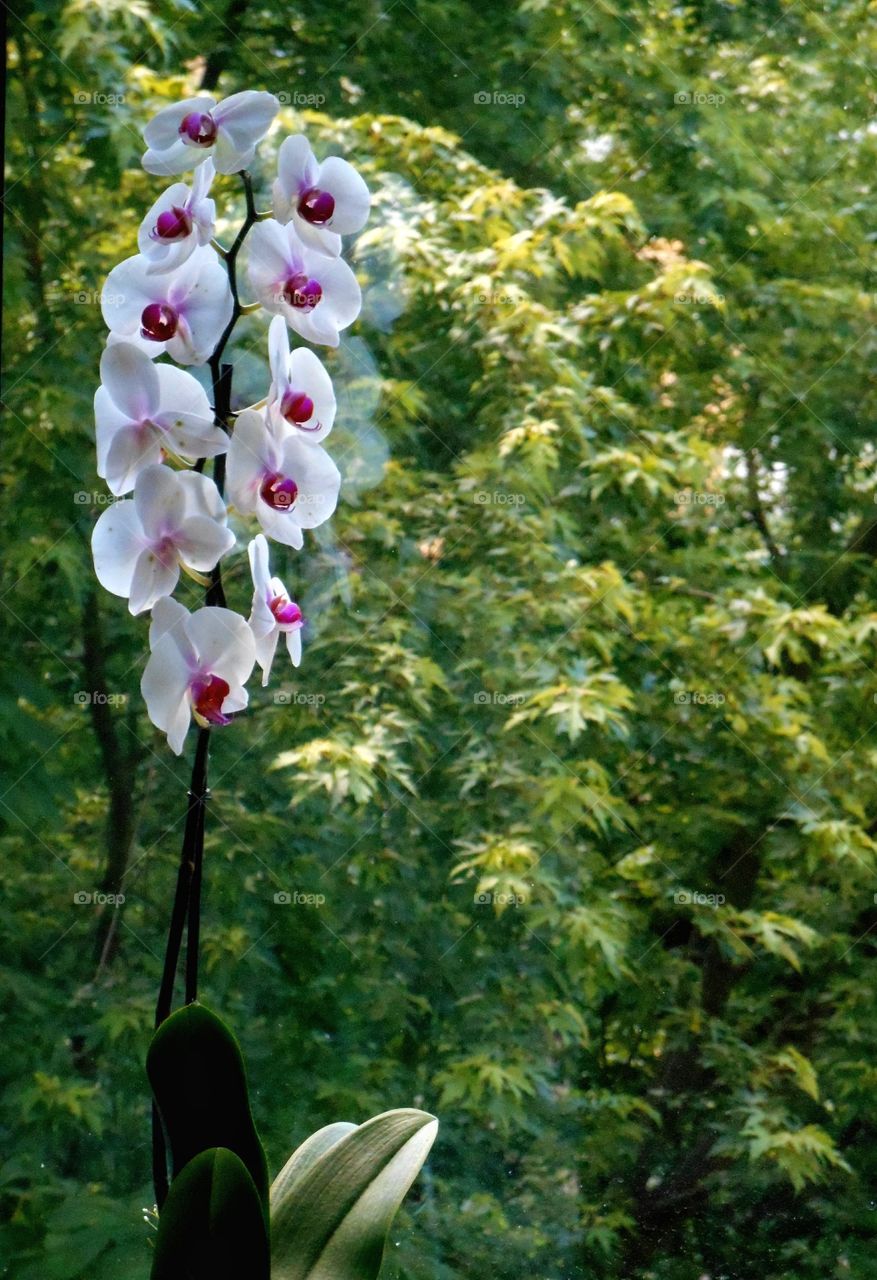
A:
4 1 877 1276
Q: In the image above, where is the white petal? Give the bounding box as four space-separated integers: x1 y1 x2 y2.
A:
248 533 271 596
178 248 234 361
213 90 278 150
276 135 318 212
143 98 215 150
227 410 275 512
100 342 159 419
187 607 256 687
255 628 280 686
102 257 156 335
190 157 216 204
246 220 296 305
221 683 250 714
292 220 343 258
280 435 340 529
316 155 370 234
150 596 194 660
105 327 167 359
102 424 163 496
161 414 228 460
156 362 213 418
142 140 194 177
177 470 228 522
256 502 305 549
211 133 256 176
313 253 362 330
285 627 303 668
175 514 235 571
141 631 193 755
128 547 180 615
91 501 144 597
134 465 186 540
267 313 290 388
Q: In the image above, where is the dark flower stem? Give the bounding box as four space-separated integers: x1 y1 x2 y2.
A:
152 170 262 1208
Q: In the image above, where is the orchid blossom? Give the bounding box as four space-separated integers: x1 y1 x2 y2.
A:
272 134 370 258
88 93 404 1266
95 343 228 495
142 91 279 176
141 596 256 755
102 245 233 365
226 409 340 550
138 158 217 274
246 219 361 347
91 465 235 615
247 534 303 685
265 314 336 443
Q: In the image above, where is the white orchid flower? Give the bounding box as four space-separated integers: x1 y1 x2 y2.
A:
91 465 235 615
141 91 279 176
247 534 303 686
272 134 370 257
246 219 361 347
141 597 257 755
138 158 217 275
95 343 228 496
265 314 335 443
226 409 340 550
102 245 233 365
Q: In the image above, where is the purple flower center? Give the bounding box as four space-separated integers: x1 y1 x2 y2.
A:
282 273 323 312
260 472 299 511
178 112 218 146
140 302 178 342
297 186 336 226
153 205 193 241
153 534 178 568
270 594 303 626
280 389 315 425
191 673 231 726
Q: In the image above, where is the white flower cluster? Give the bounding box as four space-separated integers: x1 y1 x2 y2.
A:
91 90 370 754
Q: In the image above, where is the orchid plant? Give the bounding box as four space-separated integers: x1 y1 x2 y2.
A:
91 89 437 1279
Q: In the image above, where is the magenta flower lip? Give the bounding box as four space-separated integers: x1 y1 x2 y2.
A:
298 186 336 226
140 302 179 342
191 672 231 725
179 111 218 146
280 389 315 424
270 595 303 626
153 206 194 241
260 472 299 511
282 273 323 312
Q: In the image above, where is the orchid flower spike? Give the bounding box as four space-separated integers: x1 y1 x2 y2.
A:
266 314 336 443
247 534 303 685
141 596 257 755
142 91 279 176
226 409 340 550
102 246 233 365
273 134 370 257
246 219 361 347
91 464 235 615
138 158 217 274
95 343 228 495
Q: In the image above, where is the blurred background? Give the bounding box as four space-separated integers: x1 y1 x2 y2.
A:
4 2 877 1276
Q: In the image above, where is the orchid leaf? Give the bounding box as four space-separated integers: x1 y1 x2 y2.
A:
150 1147 269 1280
270 1108 438 1280
147 1003 268 1208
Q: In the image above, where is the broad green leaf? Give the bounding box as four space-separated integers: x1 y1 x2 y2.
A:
270 1108 438 1280
147 1004 268 1208
150 1147 269 1280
